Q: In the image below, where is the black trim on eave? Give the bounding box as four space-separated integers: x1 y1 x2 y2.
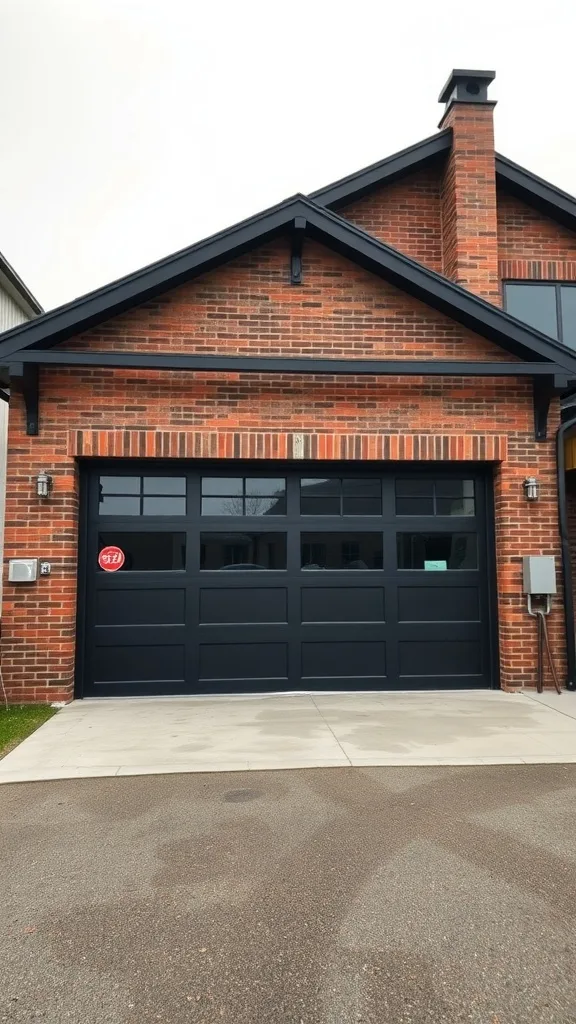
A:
309 130 452 209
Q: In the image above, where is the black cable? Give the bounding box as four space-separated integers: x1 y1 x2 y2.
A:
539 610 563 695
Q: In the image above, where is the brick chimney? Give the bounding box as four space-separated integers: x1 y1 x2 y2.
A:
438 69 500 304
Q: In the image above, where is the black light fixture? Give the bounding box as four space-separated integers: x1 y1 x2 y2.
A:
36 470 53 499
523 476 539 502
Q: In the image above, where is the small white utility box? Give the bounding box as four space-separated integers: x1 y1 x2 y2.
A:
522 555 556 595
8 558 38 583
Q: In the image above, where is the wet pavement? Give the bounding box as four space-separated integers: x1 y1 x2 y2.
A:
2 764 576 1022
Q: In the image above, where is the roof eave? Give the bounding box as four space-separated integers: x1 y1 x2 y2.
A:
310 130 452 210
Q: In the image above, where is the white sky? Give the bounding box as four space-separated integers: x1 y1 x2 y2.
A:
1 0 575 311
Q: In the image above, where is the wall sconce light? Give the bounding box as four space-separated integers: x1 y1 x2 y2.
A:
523 476 539 502
36 471 53 499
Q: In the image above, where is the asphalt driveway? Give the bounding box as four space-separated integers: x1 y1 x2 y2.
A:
2 765 576 1023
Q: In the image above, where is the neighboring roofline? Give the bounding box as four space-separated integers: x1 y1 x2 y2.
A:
309 130 452 210
496 153 576 233
0 251 43 318
1 193 576 374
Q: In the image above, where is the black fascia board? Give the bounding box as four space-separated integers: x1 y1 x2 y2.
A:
309 130 452 210
496 154 576 234
2 193 576 375
9 350 570 378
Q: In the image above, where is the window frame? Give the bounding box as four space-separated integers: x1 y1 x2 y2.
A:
200 475 287 517
98 474 187 517
503 280 576 349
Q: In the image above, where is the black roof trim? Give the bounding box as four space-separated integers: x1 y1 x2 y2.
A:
1 193 576 374
496 153 576 233
309 130 452 210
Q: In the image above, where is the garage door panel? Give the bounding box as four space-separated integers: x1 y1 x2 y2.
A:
199 587 288 624
95 588 186 626
398 585 480 622
93 644 185 683
199 642 288 681
301 641 386 679
301 586 385 623
399 639 482 677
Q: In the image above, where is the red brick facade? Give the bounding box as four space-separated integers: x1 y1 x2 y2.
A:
2 78 575 701
341 165 444 272
440 103 500 303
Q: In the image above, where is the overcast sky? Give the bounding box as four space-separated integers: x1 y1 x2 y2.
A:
1 0 575 311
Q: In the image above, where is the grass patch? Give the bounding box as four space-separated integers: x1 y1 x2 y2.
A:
0 705 58 758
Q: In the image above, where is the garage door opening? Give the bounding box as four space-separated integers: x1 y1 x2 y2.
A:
77 462 497 696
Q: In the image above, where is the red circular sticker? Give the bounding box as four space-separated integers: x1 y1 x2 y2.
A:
98 545 125 572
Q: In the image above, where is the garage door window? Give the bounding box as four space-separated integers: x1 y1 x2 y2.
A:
300 478 382 516
201 477 286 516
200 532 287 570
395 478 475 517
99 476 186 516
97 533 186 571
301 533 383 569
397 532 478 570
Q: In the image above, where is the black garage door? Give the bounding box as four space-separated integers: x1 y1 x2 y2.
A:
77 462 496 696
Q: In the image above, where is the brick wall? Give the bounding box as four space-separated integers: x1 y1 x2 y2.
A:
440 103 500 303
340 163 444 272
498 191 576 264
2 238 563 700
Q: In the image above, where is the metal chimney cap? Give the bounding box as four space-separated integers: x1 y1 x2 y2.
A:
438 69 496 105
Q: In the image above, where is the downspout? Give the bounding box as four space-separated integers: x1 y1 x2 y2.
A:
556 413 576 690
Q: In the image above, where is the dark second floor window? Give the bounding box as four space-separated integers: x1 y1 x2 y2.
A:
504 282 576 350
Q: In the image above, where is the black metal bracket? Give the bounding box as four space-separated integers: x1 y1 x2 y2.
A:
533 374 572 441
9 362 39 435
290 217 306 284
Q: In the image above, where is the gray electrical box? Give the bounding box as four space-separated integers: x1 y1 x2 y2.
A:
522 555 557 595
8 558 38 583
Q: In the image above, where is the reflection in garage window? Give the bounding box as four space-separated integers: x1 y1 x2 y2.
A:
300 478 382 516
97 533 186 571
201 477 286 516
395 478 475 517
99 476 186 516
396 533 478 569
200 533 287 570
301 533 383 570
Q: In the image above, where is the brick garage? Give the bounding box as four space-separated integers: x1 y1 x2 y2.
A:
1 68 576 701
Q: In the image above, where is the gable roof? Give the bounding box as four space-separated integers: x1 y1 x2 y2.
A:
309 130 451 210
0 193 575 376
